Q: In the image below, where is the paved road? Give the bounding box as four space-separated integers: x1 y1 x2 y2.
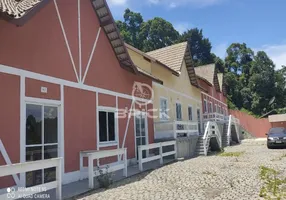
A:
77 139 286 200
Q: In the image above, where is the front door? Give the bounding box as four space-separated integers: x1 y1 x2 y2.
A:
25 103 59 187
135 112 148 160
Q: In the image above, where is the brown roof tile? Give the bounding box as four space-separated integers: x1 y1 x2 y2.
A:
195 64 221 92
146 42 187 72
0 0 42 19
146 42 198 87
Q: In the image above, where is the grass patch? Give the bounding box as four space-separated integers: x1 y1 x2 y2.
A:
219 151 244 157
259 166 286 199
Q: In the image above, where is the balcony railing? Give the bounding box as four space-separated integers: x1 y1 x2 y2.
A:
154 121 199 139
203 112 228 122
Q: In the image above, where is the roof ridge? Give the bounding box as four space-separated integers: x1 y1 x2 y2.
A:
146 41 188 54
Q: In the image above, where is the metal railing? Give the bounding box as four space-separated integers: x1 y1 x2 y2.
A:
202 121 222 155
138 141 177 171
0 158 62 200
79 148 127 189
154 121 199 139
203 112 227 122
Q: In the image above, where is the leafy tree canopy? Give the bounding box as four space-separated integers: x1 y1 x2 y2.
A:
178 28 214 67
116 9 179 52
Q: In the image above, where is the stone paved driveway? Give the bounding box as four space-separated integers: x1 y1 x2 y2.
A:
76 139 286 200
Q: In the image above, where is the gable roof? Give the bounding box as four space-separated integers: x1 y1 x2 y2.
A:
0 0 138 74
194 64 220 92
146 42 198 87
125 43 179 76
91 0 138 74
217 73 226 96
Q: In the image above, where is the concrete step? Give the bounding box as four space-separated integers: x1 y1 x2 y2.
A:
196 148 205 152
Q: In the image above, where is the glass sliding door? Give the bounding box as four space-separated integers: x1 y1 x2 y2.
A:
135 112 148 160
25 104 59 187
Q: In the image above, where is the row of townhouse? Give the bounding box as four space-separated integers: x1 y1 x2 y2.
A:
126 43 228 139
0 0 238 194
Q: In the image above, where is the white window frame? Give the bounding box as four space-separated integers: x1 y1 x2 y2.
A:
209 102 213 113
188 105 193 121
176 102 182 121
23 99 62 187
203 99 208 113
218 105 221 114
98 106 118 147
159 97 168 121
134 110 149 160
215 104 218 113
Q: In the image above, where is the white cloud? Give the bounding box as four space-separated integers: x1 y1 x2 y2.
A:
174 22 193 34
212 43 228 59
147 0 225 8
107 0 128 6
106 0 131 18
257 43 286 70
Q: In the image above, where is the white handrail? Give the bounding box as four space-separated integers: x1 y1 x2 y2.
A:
227 115 232 146
203 122 210 140
80 148 127 189
203 122 211 155
202 122 222 155
0 158 62 200
138 141 177 171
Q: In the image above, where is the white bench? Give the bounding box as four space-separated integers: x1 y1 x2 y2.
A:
79 148 127 188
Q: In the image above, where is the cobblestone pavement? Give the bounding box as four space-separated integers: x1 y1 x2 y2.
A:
77 139 286 200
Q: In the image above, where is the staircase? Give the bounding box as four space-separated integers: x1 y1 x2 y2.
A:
195 122 221 156
195 136 207 156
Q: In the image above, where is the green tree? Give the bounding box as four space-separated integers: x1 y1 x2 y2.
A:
116 9 144 50
178 28 214 67
116 9 179 52
140 17 179 52
249 51 276 114
225 43 254 77
224 43 254 110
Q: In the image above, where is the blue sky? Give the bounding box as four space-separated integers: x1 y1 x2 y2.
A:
106 0 286 69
